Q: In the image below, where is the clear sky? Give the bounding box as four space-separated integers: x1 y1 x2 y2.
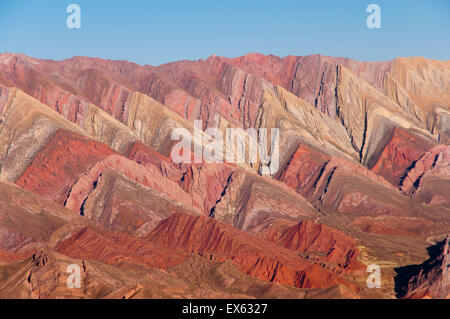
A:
0 0 449 65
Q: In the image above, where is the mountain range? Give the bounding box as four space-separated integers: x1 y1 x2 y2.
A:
0 52 448 299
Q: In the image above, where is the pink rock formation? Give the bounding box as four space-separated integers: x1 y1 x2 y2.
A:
15 129 116 204
257 219 364 272
371 127 435 186
400 145 450 205
64 154 201 215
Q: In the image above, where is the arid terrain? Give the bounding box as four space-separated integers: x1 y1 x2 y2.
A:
0 52 448 298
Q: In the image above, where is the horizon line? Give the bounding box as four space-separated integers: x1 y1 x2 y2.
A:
2 51 449 68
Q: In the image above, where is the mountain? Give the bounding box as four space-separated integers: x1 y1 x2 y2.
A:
0 52 448 299
395 236 450 298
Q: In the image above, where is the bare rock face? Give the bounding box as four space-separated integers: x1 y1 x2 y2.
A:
278 143 331 197
0 53 445 158
152 55 268 129
277 142 450 240
146 213 357 291
15 129 116 204
0 180 341 299
64 154 202 215
384 58 450 129
71 168 195 236
0 87 88 182
0 52 449 299
0 53 135 125
371 127 435 186
254 218 364 272
400 145 450 206
396 236 450 299
279 142 397 213
227 53 392 116
125 141 183 182
56 226 188 269
209 167 319 231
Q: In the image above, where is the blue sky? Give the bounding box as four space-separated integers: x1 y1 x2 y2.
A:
0 0 449 65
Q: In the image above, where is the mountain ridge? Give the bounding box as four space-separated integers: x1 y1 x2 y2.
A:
0 51 448 299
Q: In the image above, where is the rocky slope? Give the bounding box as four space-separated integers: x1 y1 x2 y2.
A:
0 52 448 298
146 213 358 290
396 236 450 299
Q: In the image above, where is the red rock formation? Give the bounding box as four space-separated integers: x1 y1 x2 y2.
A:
276 142 446 238
278 143 399 219
1 52 389 131
249 217 364 273
1 52 450 299
400 145 450 206
15 129 116 204
146 213 357 290
70 168 197 235
125 141 237 216
278 143 330 197
269 220 363 271
125 141 183 182
64 154 201 215
0 53 138 125
279 143 395 201
0 53 264 129
56 226 188 269
371 127 435 186
152 55 268 129
0 52 445 141
227 53 392 117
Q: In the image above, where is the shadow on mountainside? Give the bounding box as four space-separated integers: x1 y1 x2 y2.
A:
394 236 449 298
